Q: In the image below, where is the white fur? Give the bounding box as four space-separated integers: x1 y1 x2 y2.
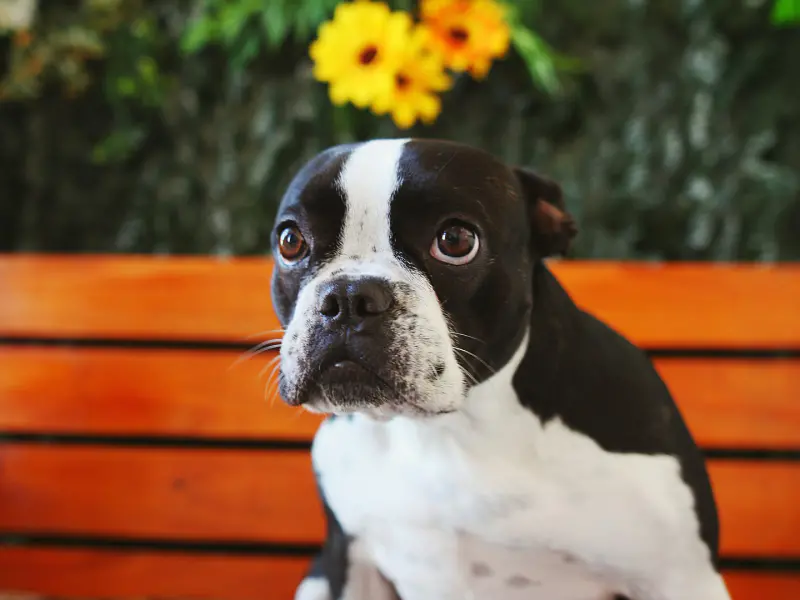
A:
311 333 731 600
335 139 405 258
286 139 731 599
295 577 331 600
279 139 465 416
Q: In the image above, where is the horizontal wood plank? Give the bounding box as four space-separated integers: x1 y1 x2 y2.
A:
1 256 798 348
0 548 797 600
722 571 800 599
0 347 322 441
0 446 325 544
0 445 797 557
0 547 308 600
1 348 798 448
713 461 800 557
655 359 800 449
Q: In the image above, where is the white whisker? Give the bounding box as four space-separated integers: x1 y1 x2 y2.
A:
229 340 283 370
242 328 286 340
451 332 484 344
454 346 496 375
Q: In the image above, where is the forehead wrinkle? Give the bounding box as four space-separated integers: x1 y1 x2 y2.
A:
335 139 409 258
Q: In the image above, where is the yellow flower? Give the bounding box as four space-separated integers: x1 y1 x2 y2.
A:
309 1 413 109
370 26 452 129
420 0 511 79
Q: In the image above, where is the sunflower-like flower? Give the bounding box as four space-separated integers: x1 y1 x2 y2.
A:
420 0 511 79
370 26 452 129
309 0 413 109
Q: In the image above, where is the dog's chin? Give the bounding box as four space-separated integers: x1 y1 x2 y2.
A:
285 361 460 420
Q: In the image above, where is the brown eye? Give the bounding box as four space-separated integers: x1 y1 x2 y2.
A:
278 225 307 262
430 222 480 265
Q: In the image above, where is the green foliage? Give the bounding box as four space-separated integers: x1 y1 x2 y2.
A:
180 0 343 67
771 0 800 25
504 2 581 95
2 0 798 260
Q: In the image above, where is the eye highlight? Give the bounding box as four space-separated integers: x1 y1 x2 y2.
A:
430 221 480 265
277 224 308 263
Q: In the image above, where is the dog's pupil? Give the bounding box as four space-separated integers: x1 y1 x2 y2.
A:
441 226 473 256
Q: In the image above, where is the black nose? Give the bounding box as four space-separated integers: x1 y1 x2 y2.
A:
318 277 394 330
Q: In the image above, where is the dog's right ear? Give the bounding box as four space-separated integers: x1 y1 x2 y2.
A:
513 167 577 258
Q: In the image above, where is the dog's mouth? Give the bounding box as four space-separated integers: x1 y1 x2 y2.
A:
315 357 388 389
286 346 396 411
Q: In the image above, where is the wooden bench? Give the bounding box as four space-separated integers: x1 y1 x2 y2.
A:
0 256 798 600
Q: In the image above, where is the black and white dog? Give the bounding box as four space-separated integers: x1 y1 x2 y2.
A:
270 139 731 600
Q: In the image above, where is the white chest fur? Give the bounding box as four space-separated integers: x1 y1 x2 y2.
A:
311 341 729 600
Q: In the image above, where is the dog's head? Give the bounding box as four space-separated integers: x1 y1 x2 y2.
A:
271 139 575 418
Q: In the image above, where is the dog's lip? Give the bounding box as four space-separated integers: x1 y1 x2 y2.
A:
317 357 373 379
329 359 359 369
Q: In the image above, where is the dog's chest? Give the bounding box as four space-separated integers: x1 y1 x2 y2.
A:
312 414 624 600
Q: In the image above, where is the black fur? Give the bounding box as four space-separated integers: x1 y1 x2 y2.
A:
271 139 721 598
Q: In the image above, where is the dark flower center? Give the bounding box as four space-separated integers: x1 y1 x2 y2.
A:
359 45 379 65
396 74 411 89
449 26 469 43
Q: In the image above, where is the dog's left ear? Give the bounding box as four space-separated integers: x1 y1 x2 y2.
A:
513 167 578 257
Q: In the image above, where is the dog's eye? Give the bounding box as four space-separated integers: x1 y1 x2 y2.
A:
277 225 308 263
431 222 480 265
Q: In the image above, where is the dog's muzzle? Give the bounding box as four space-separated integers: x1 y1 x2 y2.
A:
281 275 400 408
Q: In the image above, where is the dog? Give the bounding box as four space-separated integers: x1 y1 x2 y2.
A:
270 139 731 600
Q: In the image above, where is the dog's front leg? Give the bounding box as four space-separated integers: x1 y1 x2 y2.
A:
296 544 399 600
295 490 399 600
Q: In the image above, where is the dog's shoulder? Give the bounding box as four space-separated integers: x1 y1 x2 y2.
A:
512 262 720 561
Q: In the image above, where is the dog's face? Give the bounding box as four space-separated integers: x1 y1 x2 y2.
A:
271 139 575 418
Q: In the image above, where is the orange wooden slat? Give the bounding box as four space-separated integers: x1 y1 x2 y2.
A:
0 445 797 557
0 548 797 600
723 571 800 600
654 359 800 449
552 261 800 349
1 347 798 448
0 446 325 544
0 346 324 440
0 548 308 600
711 461 800 558
1 256 798 347
0 256 282 342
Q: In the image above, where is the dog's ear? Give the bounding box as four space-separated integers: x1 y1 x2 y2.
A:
513 167 577 257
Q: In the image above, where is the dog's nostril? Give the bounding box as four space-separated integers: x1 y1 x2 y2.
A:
319 293 341 318
352 280 394 317
318 277 393 326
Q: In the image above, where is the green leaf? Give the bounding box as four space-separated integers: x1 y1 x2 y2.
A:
510 24 561 95
219 4 249 45
181 17 217 54
262 0 290 48
91 126 146 164
231 34 261 67
771 0 800 25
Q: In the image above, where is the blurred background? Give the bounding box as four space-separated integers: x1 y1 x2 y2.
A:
1 0 798 260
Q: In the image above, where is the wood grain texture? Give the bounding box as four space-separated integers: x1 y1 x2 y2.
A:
0 548 796 600
1 445 797 557
0 548 308 600
1 347 798 448
1 256 798 347
0 446 325 544
0 346 323 440
711 461 800 557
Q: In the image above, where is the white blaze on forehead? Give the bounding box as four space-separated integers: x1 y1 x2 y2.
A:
336 138 409 257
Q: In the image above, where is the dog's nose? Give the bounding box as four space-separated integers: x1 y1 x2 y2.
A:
318 277 394 329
